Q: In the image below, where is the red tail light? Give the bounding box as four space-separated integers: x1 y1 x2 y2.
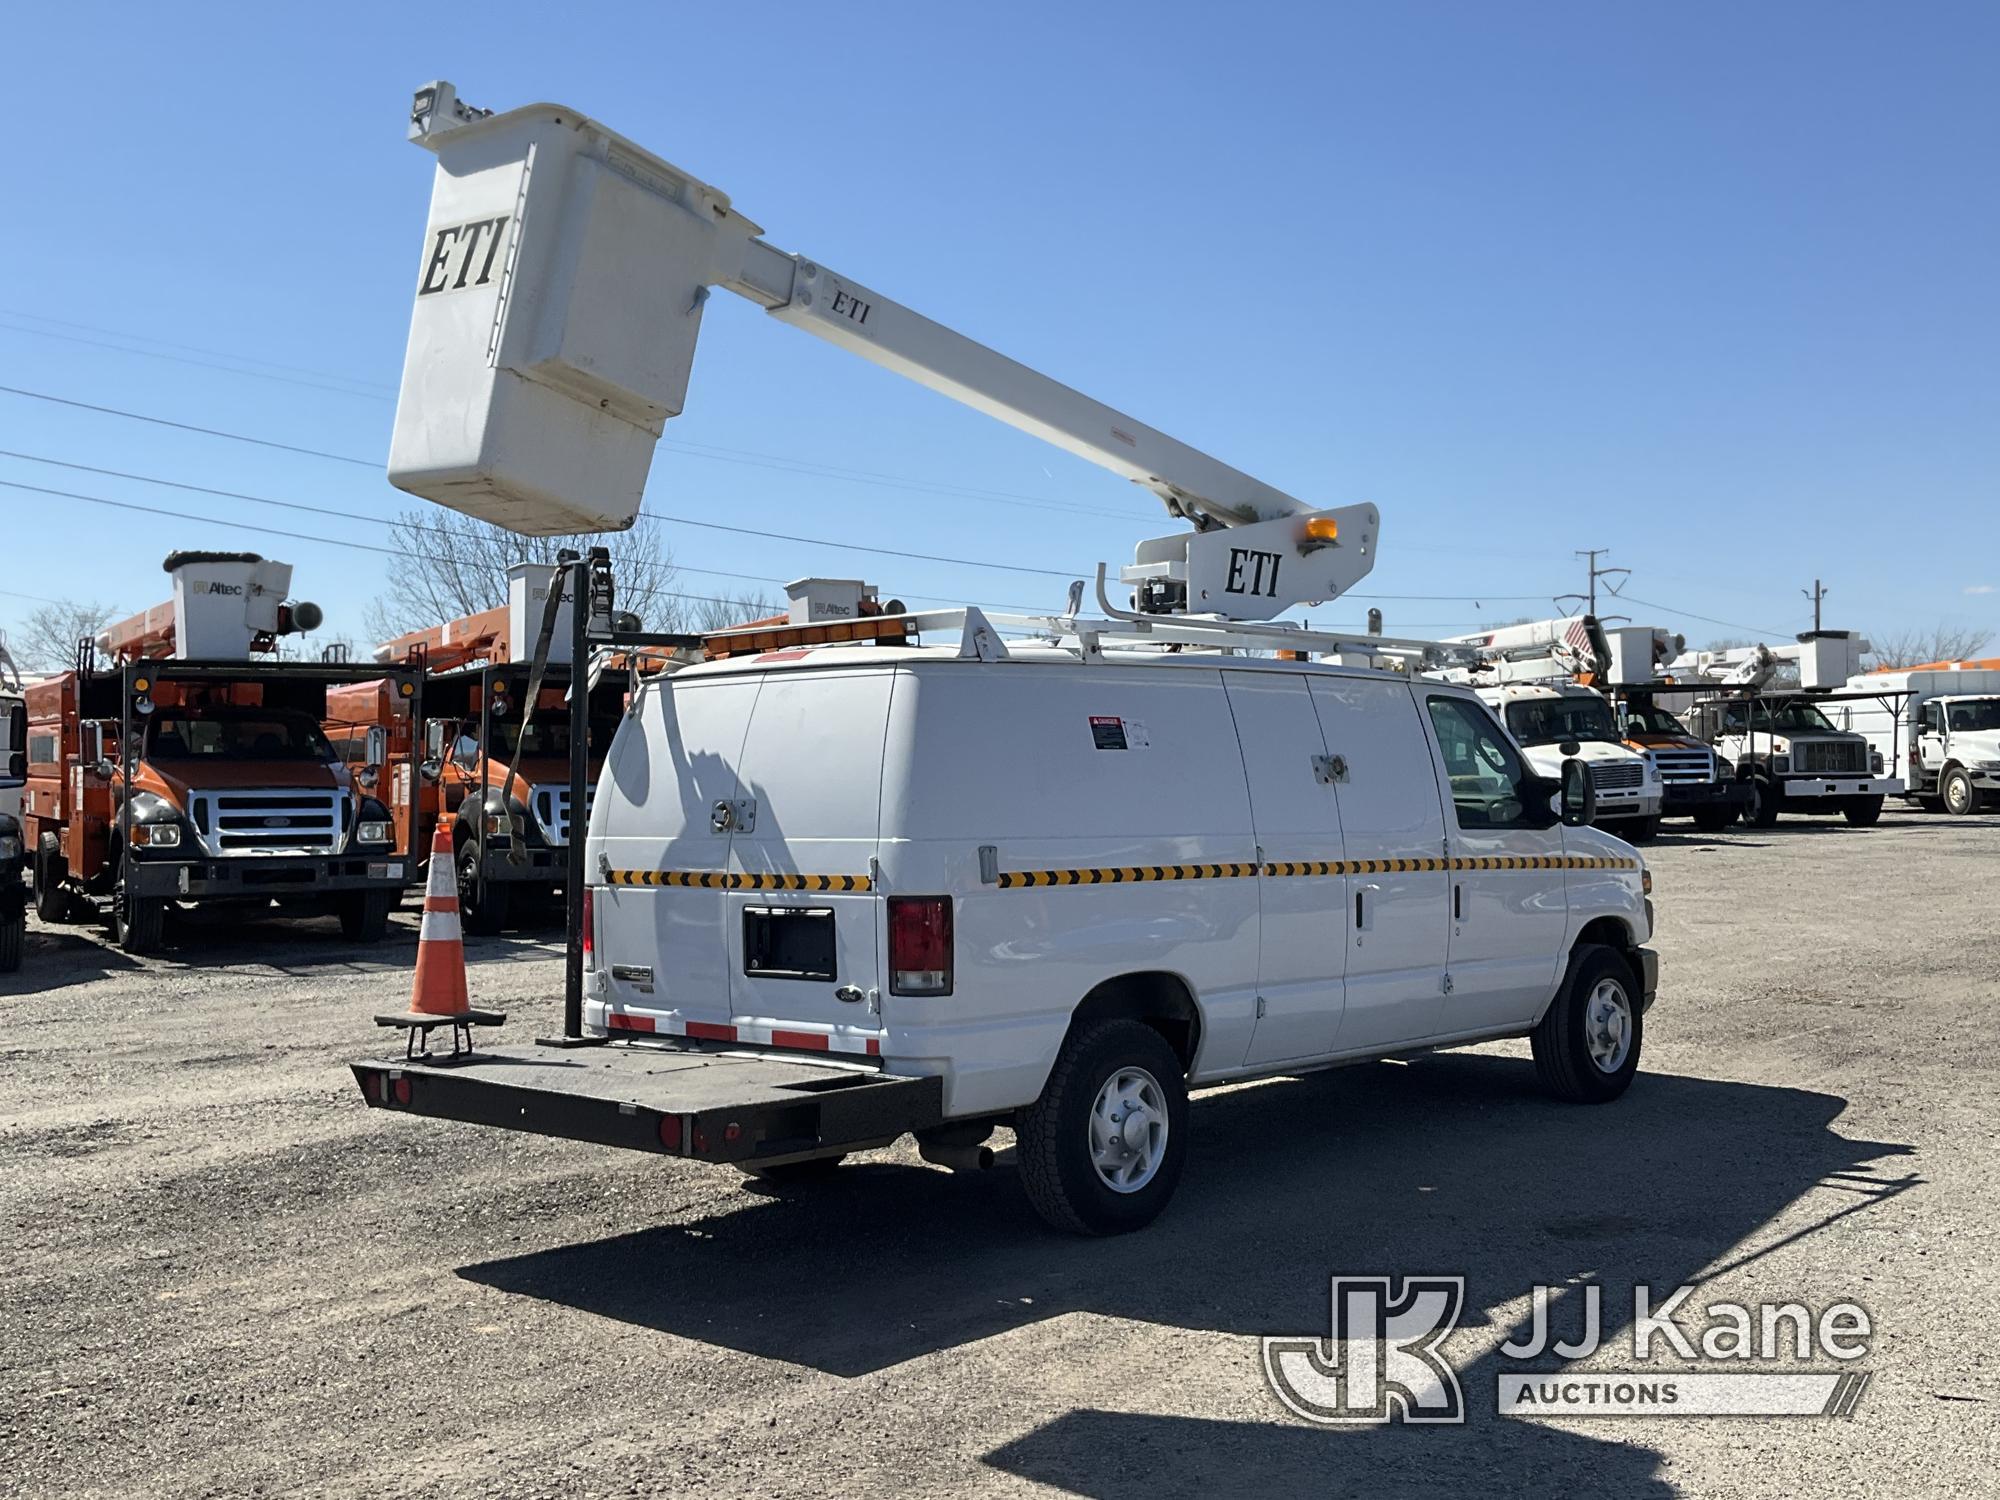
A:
888 896 953 996
581 886 595 970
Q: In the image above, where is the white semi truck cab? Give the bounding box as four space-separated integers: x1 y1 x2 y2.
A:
353 82 1662 1235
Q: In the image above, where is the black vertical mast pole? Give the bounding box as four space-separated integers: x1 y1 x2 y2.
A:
563 554 588 1039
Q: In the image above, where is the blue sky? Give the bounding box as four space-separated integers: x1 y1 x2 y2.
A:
2 1 1994 661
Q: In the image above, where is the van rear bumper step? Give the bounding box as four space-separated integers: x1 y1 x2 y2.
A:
351 1042 942 1164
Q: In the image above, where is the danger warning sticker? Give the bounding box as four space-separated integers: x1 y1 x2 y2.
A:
1090 715 1127 750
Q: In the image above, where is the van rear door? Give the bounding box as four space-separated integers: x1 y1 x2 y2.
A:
593 673 761 1029
723 669 890 1052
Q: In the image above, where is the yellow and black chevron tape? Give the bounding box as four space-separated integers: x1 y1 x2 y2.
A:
603 855 1635 892
604 870 872 892
999 853 1637 886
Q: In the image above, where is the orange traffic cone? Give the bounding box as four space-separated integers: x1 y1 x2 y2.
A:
375 822 504 1058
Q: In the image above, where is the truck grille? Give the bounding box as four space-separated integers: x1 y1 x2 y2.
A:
1646 748 1715 785
531 783 596 846
1797 741 1865 774
187 789 345 857
1589 761 1644 792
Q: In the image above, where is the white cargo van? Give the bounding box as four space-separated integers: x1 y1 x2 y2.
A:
360 632 1657 1235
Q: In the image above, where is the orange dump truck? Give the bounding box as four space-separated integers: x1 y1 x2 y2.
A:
23 552 422 953
325 564 632 934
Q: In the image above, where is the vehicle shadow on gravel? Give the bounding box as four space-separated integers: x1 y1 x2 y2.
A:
459 1056 1914 1406
13 911 560 987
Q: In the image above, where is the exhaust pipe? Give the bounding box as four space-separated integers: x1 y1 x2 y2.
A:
918 1141 995 1172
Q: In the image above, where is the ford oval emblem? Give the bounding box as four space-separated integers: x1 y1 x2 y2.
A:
263 816 290 828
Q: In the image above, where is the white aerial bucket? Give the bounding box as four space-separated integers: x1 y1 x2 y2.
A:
387 84 760 536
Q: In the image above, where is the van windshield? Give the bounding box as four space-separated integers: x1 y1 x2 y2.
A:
1947 699 2000 732
146 710 335 763
1503 697 1619 745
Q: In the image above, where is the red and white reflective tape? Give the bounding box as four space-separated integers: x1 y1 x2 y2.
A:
607 1011 881 1057
419 905 462 944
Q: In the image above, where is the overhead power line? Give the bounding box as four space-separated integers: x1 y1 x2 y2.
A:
0 385 380 467
0 320 395 402
0 388 1567 603
0 308 399 392
1615 593 1786 641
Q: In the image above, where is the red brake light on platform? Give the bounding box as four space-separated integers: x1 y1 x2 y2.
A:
582 886 596 970
888 896 953 996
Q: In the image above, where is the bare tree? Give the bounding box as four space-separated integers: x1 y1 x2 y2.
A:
683 590 782 633
15 598 118 673
366 509 693 644
1864 624 1994 670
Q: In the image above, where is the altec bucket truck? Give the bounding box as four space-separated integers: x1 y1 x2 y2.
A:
1660 632 1905 829
1429 618 1667 839
328 563 636 934
22 553 422 953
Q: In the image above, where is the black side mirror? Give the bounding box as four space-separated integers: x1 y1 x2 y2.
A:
1561 758 1596 827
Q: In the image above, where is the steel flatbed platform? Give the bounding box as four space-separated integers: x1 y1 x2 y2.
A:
352 1039 943 1166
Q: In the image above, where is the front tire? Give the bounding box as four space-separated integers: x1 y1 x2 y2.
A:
1744 776 1782 828
1620 815 1661 843
1017 1019 1189 1236
113 857 166 955
455 840 511 935
1531 945 1642 1103
1842 796 1884 826
1692 805 1736 834
338 889 395 943
1941 768 1978 817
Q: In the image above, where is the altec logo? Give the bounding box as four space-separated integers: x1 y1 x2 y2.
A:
1263 1277 1874 1424
201 582 244 596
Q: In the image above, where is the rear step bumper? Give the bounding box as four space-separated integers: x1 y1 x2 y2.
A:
352 1042 943 1165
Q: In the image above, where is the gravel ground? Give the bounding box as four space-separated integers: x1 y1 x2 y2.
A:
1 811 1996 1498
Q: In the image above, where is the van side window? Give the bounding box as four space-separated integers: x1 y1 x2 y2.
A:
1425 696 1531 829
1922 702 1942 734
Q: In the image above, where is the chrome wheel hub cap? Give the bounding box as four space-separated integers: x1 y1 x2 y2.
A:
1585 978 1633 1073
1089 1066 1168 1193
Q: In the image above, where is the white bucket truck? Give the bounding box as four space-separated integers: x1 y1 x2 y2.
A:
1841 664 2000 815
353 84 1659 1234
1431 620 1665 840
1665 633 1903 828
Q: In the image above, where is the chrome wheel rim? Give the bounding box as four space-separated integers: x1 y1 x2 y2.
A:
1584 978 1633 1073
1089 1066 1168 1193
1947 777 1971 814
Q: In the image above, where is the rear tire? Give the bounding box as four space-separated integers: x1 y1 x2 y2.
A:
113 857 166 955
1744 776 1782 828
1941 768 1977 817
455 841 510 935
1017 1019 1189 1236
1692 805 1736 834
338 889 394 943
1621 815 1661 843
0 909 22 972
34 852 76 923
1842 796 1884 827
1531 944 1642 1104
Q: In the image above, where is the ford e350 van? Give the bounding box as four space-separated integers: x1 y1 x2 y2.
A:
360 627 1657 1236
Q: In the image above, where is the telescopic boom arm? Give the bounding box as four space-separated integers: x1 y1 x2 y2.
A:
388 83 1375 622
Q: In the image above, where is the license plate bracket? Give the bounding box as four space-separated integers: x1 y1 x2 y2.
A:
743 905 837 982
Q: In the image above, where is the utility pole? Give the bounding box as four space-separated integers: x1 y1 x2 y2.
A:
1556 548 1630 617
1803 578 1828 633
